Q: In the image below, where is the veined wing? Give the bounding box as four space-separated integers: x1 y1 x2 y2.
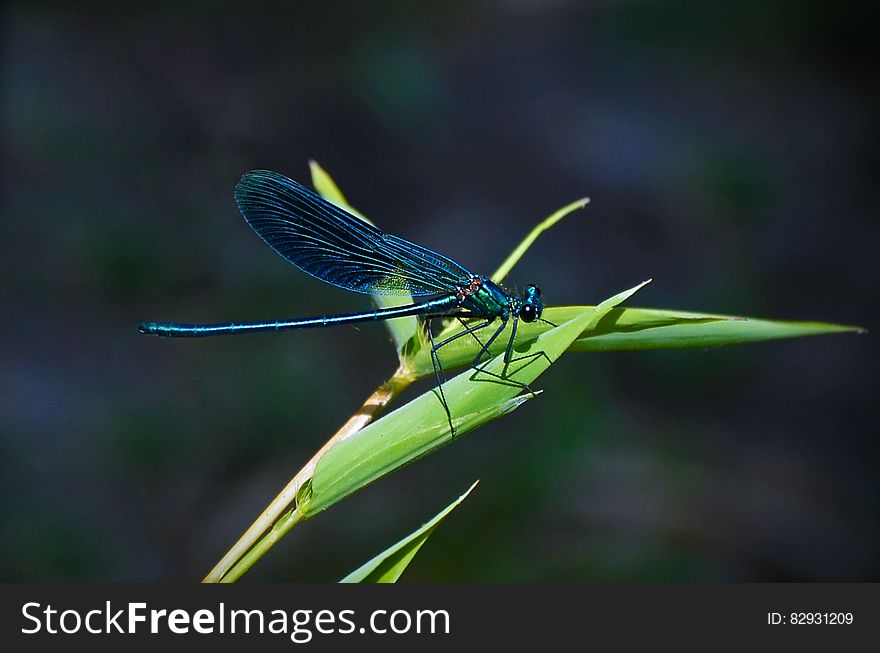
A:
234 170 473 296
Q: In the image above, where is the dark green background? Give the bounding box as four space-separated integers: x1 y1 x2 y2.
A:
2 1 876 581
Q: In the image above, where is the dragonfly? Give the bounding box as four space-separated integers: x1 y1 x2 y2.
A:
140 169 554 433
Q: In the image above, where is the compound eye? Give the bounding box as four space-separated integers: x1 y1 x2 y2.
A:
519 304 536 323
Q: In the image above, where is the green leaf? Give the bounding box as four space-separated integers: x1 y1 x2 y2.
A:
340 481 479 583
409 302 863 376
309 160 424 360
303 282 648 517
309 160 361 217
567 306 865 351
304 313 583 516
491 197 590 284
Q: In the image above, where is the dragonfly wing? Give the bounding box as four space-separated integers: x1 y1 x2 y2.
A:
234 170 473 296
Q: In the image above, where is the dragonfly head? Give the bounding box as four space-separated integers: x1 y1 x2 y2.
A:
518 284 543 323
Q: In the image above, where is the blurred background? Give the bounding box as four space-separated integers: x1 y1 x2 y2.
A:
2 1 876 581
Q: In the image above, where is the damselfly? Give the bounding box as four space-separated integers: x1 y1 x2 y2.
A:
140 170 554 432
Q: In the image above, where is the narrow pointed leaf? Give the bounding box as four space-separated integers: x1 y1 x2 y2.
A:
490 197 590 284
411 304 862 376
304 393 535 518
309 159 363 218
563 305 864 351
340 481 479 583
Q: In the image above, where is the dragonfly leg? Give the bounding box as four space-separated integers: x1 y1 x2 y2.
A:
456 317 488 350
426 325 454 435
427 318 495 436
457 316 536 389
469 361 538 394
503 314 553 370
432 318 495 352
470 316 550 396
503 314 519 366
467 318 535 392
469 316 508 369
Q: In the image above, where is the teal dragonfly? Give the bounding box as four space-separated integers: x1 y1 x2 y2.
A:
140 170 553 432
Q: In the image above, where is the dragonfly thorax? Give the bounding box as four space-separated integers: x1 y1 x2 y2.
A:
457 277 543 323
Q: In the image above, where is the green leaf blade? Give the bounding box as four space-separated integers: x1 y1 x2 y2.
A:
490 197 589 284
304 304 603 517
562 305 865 351
409 304 862 375
340 481 479 583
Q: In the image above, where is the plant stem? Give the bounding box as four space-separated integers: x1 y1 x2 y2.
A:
219 508 305 583
203 366 414 583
